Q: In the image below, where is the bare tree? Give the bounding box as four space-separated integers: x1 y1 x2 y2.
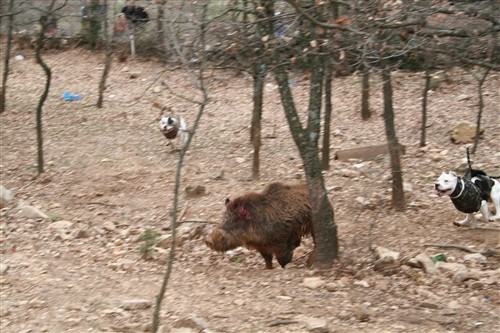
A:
471 67 491 154
321 59 333 171
420 55 431 147
360 64 370 120
0 0 16 113
34 0 65 174
250 62 265 179
152 2 209 332
382 67 405 211
97 0 112 108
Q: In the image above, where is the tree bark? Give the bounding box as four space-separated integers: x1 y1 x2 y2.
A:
251 63 265 180
34 1 58 174
97 0 112 108
0 0 15 113
420 58 430 147
382 67 405 211
361 64 371 120
273 55 338 269
321 60 332 171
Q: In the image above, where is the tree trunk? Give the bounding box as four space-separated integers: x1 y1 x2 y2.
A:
97 0 112 108
273 55 338 269
472 68 490 154
361 64 371 120
89 0 101 50
382 68 405 211
251 63 265 180
34 1 57 174
420 59 430 147
321 59 332 171
0 0 15 113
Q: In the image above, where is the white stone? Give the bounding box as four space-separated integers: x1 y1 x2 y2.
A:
303 277 325 289
375 246 400 261
102 221 116 231
305 317 329 333
18 205 48 219
0 263 9 275
353 280 370 288
48 220 74 229
463 253 487 263
436 262 467 273
0 185 14 208
119 299 152 310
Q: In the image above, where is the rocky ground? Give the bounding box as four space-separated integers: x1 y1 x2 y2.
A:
0 48 499 333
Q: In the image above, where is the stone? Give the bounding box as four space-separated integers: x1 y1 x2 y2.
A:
373 257 401 276
48 220 74 229
0 185 14 208
156 234 172 249
102 221 116 231
420 301 439 309
0 263 9 275
17 205 48 219
355 304 370 322
120 299 152 310
305 317 330 333
185 185 207 198
447 300 461 310
74 228 91 239
469 281 483 290
375 246 400 261
324 283 337 292
451 121 483 144
172 316 208 331
414 253 437 275
436 262 467 274
353 280 370 288
463 253 487 263
303 277 325 290
128 71 141 79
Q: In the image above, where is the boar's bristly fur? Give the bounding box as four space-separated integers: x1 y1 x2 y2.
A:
205 182 312 269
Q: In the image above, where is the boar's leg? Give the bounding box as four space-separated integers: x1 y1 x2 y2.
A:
275 245 294 269
258 251 274 269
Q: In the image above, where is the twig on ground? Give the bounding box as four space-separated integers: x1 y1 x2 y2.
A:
269 319 299 327
424 243 476 253
178 203 188 222
425 243 499 257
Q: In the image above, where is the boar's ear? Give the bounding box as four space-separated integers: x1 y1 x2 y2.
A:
225 198 231 206
238 205 251 220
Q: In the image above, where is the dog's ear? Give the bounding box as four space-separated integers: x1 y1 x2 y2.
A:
450 171 457 177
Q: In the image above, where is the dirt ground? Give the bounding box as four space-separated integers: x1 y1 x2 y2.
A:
1 48 499 333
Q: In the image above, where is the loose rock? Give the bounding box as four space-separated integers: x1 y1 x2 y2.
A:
305 317 330 333
303 277 326 290
17 205 49 219
119 299 152 310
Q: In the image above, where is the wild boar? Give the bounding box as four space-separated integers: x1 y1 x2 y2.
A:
205 182 312 269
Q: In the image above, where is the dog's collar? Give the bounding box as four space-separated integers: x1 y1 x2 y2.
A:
450 178 465 199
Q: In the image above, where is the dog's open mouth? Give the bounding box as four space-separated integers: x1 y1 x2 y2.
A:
436 189 448 197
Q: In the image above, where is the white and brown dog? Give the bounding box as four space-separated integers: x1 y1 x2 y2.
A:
435 169 500 228
159 115 188 150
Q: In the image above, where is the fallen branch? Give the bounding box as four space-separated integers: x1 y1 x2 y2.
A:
424 243 499 257
178 203 188 222
424 243 475 253
269 319 299 327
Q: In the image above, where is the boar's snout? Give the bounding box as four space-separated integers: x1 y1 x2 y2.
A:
204 232 216 249
204 228 239 252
